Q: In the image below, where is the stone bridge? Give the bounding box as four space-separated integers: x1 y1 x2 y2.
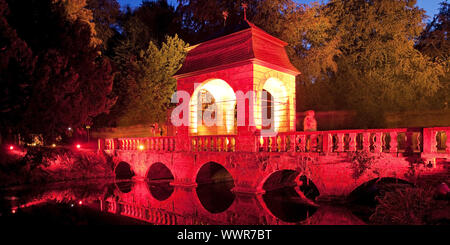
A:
99 127 449 201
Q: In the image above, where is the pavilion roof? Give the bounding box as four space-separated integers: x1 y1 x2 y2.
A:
174 20 300 78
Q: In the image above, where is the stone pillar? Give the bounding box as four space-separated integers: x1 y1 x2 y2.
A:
236 126 257 152
175 126 190 152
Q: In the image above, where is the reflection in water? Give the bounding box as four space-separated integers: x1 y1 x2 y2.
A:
146 180 174 201
145 163 175 201
0 179 367 225
196 181 235 214
262 187 318 223
115 180 135 194
195 162 236 214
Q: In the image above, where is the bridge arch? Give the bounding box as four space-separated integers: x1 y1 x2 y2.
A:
145 162 175 201
260 169 320 201
189 78 236 135
195 161 235 186
114 161 135 180
259 169 319 223
348 177 414 205
195 161 235 214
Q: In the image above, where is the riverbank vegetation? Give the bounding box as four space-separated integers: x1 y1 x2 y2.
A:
0 147 114 188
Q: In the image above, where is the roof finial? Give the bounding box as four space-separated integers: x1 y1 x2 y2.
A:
241 2 248 21
222 10 229 26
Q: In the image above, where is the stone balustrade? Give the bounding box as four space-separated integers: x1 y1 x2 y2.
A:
104 137 176 152
100 127 449 155
263 128 424 153
190 135 236 152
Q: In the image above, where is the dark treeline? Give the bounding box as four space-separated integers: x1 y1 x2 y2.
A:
0 0 449 143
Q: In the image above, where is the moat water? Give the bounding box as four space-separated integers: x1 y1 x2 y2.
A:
0 179 371 225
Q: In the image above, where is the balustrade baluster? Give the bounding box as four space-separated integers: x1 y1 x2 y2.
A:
349 133 357 152
220 137 225 152
389 132 398 153
299 135 306 152
310 134 318 152
194 138 199 152
404 131 414 153
445 130 450 153
271 136 278 152
263 137 269 152
289 134 296 152
362 132 370 152
323 133 332 153
431 130 438 153
209 137 214 151
373 132 383 153
416 132 422 152
277 135 283 152
282 135 288 152
337 133 344 152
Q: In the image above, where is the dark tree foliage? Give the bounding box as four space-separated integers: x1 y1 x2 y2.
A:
416 1 449 110
86 0 121 53
94 0 187 127
417 1 450 62
176 0 261 43
0 0 36 140
2 0 115 142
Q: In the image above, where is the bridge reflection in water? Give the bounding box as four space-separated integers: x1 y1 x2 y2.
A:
101 178 365 225
2 178 366 225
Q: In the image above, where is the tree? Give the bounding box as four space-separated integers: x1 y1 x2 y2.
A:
0 0 36 141
86 0 121 53
95 1 188 127
115 35 188 126
4 0 116 142
251 1 341 112
176 0 262 43
416 1 449 62
416 1 449 110
319 0 445 127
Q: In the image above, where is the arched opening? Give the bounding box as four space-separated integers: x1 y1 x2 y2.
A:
261 170 319 223
348 177 414 222
258 78 290 133
145 163 174 201
189 79 236 135
262 170 298 191
195 162 235 213
115 162 134 180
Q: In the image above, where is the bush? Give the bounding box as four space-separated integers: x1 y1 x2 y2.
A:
370 187 435 225
0 147 114 187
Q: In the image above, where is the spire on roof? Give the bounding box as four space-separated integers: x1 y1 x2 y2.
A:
241 2 248 21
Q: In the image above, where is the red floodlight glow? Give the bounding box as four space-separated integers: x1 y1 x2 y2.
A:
9 145 14 150
76 144 81 149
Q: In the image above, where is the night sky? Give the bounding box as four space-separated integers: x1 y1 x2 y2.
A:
117 0 444 20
